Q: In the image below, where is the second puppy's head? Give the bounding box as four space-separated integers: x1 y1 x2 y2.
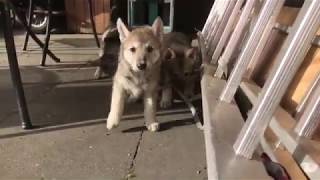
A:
117 18 163 72
163 47 199 79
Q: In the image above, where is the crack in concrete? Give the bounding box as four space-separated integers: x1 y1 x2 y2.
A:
125 129 144 179
129 130 144 169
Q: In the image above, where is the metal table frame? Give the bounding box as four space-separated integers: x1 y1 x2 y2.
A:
22 0 100 66
7 1 61 63
0 1 32 129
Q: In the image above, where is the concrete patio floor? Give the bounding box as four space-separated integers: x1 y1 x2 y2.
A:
0 33 207 179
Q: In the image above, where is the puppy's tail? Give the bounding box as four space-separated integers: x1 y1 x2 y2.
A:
87 25 119 67
173 87 203 130
101 24 119 42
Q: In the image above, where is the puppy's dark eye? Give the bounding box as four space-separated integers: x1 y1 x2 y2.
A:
130 47 136 53
146 46 153 53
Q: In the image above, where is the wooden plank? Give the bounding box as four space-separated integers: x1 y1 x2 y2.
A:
64 0 111 33
245 29 286 81
247 6 320 114
276 6 300 26
283 47 320 113
93 0 111 33
250 40 320 114
241 81 320 179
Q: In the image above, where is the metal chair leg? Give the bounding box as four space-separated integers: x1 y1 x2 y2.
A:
88 0 100 48
41 0 53 66
22 0 34 51
1 3 33 129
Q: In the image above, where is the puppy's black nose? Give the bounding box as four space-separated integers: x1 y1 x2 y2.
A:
137 63 146 70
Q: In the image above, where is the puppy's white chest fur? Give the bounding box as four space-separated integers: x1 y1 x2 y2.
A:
113 70 149 99
127 72 149 90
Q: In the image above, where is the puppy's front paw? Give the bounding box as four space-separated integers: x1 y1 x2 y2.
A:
106 117 119 130
160 96 172 108
147 122 160 132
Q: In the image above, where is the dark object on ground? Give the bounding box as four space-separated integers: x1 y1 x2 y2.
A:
261 153 291 180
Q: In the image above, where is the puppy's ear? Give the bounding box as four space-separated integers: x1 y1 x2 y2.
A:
185 48 197 60
151 17 164 41
164 48 176 61
117 18 130 43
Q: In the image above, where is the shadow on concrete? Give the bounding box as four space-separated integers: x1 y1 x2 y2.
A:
0 108 194 140
0 82 112 129
122 118 195 133
0 66 194 137
0 67 60 120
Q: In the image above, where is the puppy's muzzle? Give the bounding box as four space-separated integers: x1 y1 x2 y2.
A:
137 63 147 70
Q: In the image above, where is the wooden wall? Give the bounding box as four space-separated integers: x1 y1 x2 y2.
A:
65 0 111 34
247 7 320 114
64 0 215 34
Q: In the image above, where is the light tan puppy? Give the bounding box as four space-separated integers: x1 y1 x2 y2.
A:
106 17 164 132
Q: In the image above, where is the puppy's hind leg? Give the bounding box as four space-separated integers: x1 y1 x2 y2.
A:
94 67 103 79
144 91 160 132
106 83 126 130
160 87 172 108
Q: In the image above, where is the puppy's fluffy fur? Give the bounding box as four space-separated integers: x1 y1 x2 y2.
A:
160 32 200 108
106 18 164 132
